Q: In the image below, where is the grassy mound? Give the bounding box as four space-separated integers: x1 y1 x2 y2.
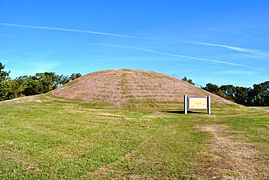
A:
52 69 233 108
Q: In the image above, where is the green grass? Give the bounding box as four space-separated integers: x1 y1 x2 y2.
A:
220 107 269 155
0 95 268 179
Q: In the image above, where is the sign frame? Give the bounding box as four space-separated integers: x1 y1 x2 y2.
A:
184 95 211 114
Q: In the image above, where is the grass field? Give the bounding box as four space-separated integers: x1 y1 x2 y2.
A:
0 94 268 179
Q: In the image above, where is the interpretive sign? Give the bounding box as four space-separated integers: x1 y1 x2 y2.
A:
184 95 211 114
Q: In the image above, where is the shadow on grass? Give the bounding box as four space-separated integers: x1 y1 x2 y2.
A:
164 110 206 114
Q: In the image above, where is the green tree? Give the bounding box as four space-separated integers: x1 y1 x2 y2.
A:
219 85 236 101
35 72 60 93
0 62 10 82
0 62 83 101
203 81 268 106
250 81 269 106
203 83 219 93
234 86 250 105
182 76 195 85
0 80 23 101
58 75 70 85
24 78 43 96
70 73 81 81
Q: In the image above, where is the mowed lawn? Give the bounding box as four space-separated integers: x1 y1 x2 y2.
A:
0 95 268 179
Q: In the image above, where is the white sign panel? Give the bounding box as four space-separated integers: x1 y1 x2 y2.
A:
188 97 207 110
184 95 211 114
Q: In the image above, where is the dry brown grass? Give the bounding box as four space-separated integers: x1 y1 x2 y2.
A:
0 94 45 104
196 124 269 179
52 69 233 106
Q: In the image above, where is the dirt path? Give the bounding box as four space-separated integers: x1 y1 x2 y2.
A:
197 124 269 180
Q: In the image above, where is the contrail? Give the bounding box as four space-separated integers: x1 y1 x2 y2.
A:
191 41 269 57
93 43 252 69
0 23 253 68
0 22 133 38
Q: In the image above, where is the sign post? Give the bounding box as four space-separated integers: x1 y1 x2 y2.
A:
184 95 188 114
184 95 211 114
207 95 211 114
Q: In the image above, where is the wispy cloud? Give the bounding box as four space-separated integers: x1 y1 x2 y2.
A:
191 41 269 57
211 70 257 75
0 22 133 38
93 43 252 69
0 24 253 69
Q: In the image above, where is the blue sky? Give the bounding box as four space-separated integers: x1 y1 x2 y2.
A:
0 0 268 87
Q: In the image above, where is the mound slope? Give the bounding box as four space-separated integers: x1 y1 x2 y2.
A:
52 69 233 106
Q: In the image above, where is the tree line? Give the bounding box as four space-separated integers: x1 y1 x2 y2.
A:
1 62 268 105
203 82 269 106
0 62 81 101
181 76 269 106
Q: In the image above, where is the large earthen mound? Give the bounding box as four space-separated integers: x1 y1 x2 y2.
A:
52 69 233 106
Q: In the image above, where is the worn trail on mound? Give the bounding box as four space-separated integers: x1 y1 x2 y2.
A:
53 69 233 106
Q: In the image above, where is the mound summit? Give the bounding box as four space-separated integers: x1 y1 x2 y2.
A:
53 69 232 106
